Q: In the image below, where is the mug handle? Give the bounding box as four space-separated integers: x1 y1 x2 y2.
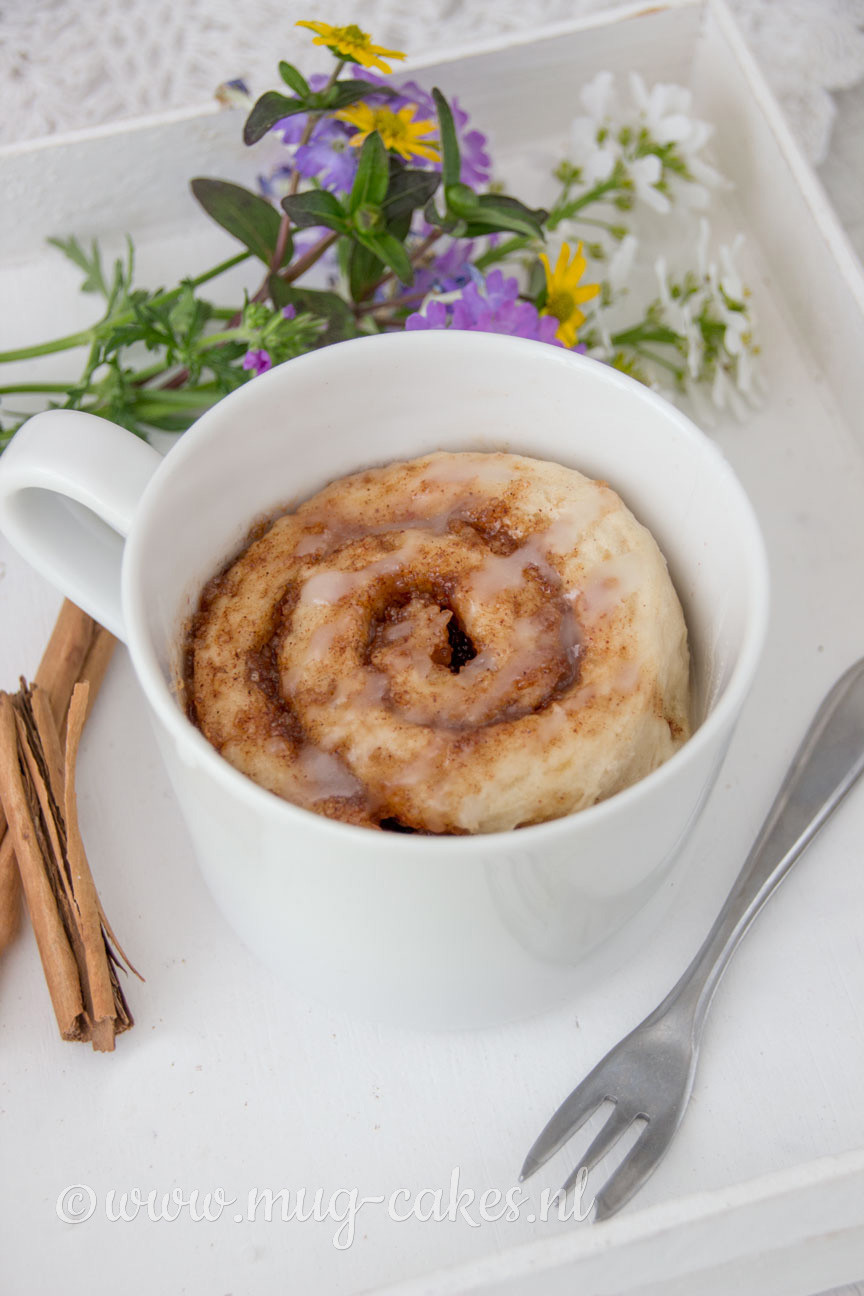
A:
0 409 163 641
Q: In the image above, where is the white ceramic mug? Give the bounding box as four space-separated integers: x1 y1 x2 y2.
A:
0 331 769 1027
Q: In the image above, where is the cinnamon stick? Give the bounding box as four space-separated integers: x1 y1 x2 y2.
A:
0 595 132 1048
0 601 115 952
0 831 17 950
0 693 87 1039
64 684 129 1051
0 682 136 1049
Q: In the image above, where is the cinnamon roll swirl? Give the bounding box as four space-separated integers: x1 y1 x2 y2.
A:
186 452 690 833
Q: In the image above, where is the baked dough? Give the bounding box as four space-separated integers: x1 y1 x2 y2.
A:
188 452 690 833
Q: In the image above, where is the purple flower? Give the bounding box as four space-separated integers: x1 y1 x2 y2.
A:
405 270 561 346
406 239 481 300
267 75 358 194
406 300 450 331
294 119 358 192
257 164 293 201
242 349 273 376
281 304 296 320
458 127 492 190
353 69 492 187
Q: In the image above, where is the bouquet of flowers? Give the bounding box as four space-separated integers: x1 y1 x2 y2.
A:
0 19 760 449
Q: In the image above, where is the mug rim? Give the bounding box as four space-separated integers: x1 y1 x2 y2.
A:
122 330 770 851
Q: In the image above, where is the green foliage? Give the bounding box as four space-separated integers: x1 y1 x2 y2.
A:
47 235 134 299
348 132 390 214
278 61 310 97
280 189 349 233
324 80 389 110
190 179 293 266
424 88 546 239
243 78 386 145
382 160 440 226
243 91 310 145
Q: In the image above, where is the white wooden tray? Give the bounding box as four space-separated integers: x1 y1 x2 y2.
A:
1 3 863 1293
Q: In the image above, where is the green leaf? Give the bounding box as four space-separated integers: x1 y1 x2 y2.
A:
527 257 547 304
243 90 307 145
281 189 349 233
460 194 548 239
47 236 110 297
278 62 310 98
432 88 461 190
347 241 385 301
383 162 440 225
444 183 479 219
422 196 458 233
354 231 413 285
268 276 359 347
325 79 392 110
191 178 293 266
348 131 390 216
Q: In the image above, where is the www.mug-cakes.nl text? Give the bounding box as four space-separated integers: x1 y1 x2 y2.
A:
56 1168 593 1249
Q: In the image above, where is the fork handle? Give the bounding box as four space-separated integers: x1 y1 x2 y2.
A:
654 656 864 1034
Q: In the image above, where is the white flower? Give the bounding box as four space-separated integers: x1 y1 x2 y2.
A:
710 363 748 418
630 154 670 212
607 234 638 291
652 225 759 414
569 116 618 184
697 226 752 363
629 74 694 145
718 235 745 300
580 71 616 123
628 72 727 206
655 256 702 377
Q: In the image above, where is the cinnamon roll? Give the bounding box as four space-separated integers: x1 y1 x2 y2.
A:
186 452 690 833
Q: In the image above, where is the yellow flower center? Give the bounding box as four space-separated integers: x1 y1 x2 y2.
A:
545 290 575 325
333 23 371 52
338 103 440 163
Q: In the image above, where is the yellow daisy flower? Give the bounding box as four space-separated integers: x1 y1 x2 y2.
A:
337 103 440 164
539 242 600 349
295 21 405 74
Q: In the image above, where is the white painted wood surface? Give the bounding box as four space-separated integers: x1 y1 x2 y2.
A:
1 4 863 1293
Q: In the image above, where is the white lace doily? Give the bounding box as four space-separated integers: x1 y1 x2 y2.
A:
2 0 863 165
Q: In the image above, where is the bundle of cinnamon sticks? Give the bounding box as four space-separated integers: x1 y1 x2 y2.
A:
0 600 140 1051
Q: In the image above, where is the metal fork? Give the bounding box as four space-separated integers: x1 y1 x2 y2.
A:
520 655 864 1222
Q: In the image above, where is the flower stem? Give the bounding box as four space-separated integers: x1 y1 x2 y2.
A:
571 216 627 235
353 288 429 317
358 230 444 303
253 60 347 304
547 177 622 231
628 345 683 378
181 250 252 291
0 383 77 395
610 324 680 348
280 230 340 284
0 249 252 366
194 328 247 350
473 236 533 270
0 331 95 363
133 386 223 408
